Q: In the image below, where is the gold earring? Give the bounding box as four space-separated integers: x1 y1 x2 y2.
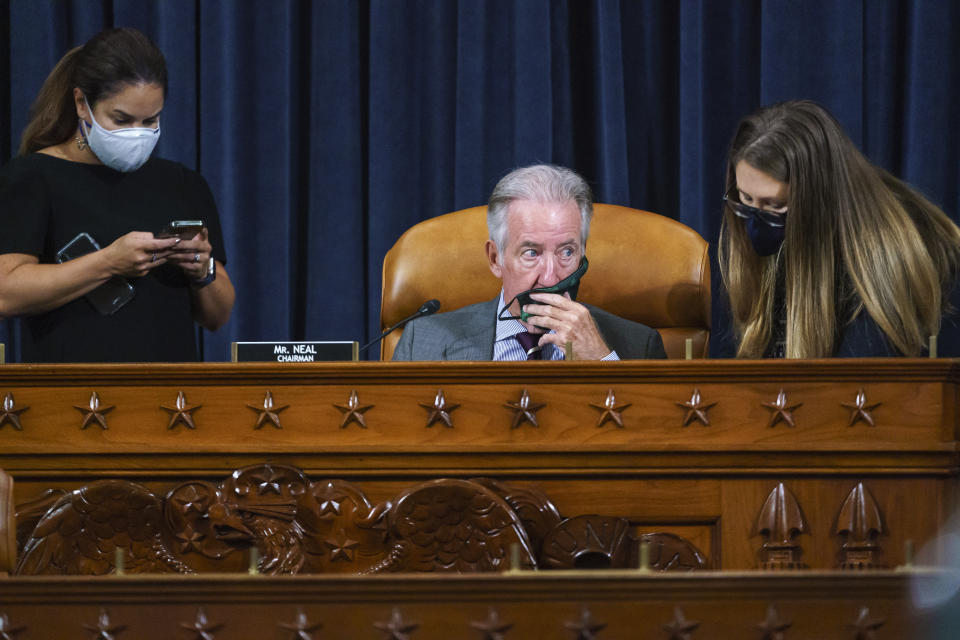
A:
76 135 88 151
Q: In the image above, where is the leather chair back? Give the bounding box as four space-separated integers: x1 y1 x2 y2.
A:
380 204 710 359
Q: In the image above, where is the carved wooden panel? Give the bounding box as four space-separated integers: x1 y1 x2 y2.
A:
835 483 885 569
2 360 956 573
13 464 707 576
0 571 948 639
640 532 708 571
754 483 807 569
0 361 952 461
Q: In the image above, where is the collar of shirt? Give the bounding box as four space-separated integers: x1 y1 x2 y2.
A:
493 290 564 361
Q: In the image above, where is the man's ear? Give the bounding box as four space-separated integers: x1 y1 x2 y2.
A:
485 240 502 279
73 88 89 120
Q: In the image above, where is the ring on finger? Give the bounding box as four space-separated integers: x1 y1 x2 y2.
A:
151 252 157 263
193 253 200 263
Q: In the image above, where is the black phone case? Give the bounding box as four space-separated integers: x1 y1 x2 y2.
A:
56 233 135 316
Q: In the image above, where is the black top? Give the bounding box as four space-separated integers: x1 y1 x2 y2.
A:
833 280 960 357
765 279 960 358
0 153 227 363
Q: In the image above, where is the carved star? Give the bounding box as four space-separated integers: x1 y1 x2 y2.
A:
278 608 324 639
420 388 459 428
676 388 717 427
172 486 209 514
841 389 881 427
849 606 884 640
74 391 115 430
249 468 286 495
0 392 28 431
334 390 373 429
590 389 631 428
762 389 802 428
324 532 359 562
247 390 289 429
83 609 126 640
174 529 206 553
505 389 546 428
0 613 26 640
756 604 791 640
662 606 699 639
374 608 419 639
160 391 201 430
317 497 343 516
179 608 223 640
469 608 513 639
564 607 606 640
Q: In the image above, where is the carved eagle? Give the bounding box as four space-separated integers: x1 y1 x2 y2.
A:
15 465 540 575
16 479 191 575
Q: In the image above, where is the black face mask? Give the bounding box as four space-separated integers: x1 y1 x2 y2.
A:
498 257 589 326
724 192 787 257
745 215 786 256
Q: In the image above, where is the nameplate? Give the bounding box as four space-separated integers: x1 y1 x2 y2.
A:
0 343 4 364
231 341 358 363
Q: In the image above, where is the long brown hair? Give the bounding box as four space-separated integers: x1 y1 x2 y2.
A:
18 27 167 156
719 100 960 358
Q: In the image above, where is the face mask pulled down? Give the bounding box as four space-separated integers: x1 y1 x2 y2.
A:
79 99 160 172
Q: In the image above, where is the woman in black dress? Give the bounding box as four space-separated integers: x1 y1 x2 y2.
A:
0 27 234 362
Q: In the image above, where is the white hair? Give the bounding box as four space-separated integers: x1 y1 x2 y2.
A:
487 164 593 255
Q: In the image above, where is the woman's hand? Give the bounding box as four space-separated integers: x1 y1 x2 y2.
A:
165 228 213 281
102 231 181 278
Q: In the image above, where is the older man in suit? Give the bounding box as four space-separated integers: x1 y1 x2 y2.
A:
392 164 666 361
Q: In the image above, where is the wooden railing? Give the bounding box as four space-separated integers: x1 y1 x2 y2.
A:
1 359 958 635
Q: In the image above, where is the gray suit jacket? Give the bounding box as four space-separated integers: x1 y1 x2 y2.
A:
392 297 667 361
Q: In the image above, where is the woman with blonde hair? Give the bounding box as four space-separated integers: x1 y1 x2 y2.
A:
0 27 234 362
719 100 960 358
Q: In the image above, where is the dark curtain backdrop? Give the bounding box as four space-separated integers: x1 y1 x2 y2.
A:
2 0 958 360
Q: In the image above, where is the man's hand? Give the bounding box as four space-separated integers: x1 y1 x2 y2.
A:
522 292 611 360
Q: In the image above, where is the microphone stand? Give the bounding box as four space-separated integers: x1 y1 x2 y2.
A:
358 300 440 354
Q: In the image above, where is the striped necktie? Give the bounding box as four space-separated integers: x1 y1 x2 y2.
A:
514 331 543 360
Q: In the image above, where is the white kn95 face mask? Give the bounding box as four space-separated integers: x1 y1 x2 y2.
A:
79 98 160 172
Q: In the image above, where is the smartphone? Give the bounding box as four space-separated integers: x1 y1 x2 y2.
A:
55 232 135 316
155 220 204 241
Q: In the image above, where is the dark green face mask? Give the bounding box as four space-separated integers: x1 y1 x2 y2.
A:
498 257 589 325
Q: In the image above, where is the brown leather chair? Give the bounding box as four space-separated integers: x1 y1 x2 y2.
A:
380 204 710 360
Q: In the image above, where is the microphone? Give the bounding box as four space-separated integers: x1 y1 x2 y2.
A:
359 299 441 354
